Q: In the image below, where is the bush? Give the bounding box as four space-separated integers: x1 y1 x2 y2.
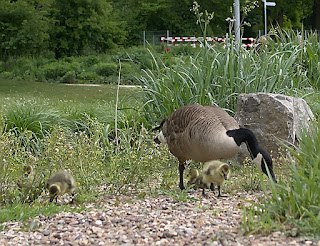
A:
3 102 63 138
39 61 76 82
94 62 118 77
120 62 139 84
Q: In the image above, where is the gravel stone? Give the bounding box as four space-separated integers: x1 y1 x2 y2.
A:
0 191 318 245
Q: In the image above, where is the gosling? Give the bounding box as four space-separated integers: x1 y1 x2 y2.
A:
187 168 199 187
17 165 34 190
194 160 230 197
45 171 76 203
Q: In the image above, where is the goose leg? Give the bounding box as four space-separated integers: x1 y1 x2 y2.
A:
210 183 215 192
179 161 185 190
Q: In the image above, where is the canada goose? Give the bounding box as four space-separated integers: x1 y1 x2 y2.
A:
154 104 277 190
187 168 199 187
17 165 34 189
45 171 76 203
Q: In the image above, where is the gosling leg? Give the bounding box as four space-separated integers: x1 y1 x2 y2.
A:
202 188 208 198
69 193 75 204
217 185 227 197
210 183 215 191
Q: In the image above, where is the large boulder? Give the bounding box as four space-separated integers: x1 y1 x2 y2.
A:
234 93 315 159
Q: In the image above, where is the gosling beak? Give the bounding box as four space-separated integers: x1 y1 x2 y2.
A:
224 174 228 180
49 197 54 202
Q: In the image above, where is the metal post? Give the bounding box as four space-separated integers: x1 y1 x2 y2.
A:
263 0 276 36
263 0 267 35
234 0 241 51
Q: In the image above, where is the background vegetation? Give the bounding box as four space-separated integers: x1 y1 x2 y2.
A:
1 0 319 58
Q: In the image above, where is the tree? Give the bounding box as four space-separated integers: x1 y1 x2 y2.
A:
50 0 126 57
268 0 313 29
0 0 52 58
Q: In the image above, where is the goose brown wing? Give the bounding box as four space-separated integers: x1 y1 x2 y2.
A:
204 105 239 130
164 104 209 136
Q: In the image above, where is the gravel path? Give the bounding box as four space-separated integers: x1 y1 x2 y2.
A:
0 191 318 246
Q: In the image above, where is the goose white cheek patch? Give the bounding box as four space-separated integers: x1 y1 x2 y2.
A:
253 153 263 170
157 131 167 144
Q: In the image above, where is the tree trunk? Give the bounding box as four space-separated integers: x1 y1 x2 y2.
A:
313 0 320 29
278 10 284 28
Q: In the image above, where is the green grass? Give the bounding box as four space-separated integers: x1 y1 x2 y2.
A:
242 120 320 236
0 202 82 225
0 78 141 109
0 78 143 133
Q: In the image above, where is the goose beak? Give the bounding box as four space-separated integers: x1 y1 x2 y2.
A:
154 137 161 144
268 168 277 183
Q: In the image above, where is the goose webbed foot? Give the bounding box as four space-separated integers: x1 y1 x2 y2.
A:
210 183 215 191
179 184 186 190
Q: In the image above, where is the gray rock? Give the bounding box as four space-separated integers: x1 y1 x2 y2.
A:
234 93 314 159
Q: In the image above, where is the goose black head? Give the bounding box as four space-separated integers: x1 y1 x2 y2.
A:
253 148 277 183
226 128 277 183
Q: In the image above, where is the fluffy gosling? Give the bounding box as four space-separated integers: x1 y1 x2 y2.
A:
187 168 199 187
202 160 230 197
191 160 230 197
45 171 76 203
17 165 34 189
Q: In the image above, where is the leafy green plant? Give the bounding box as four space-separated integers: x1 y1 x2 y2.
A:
3 102 63 138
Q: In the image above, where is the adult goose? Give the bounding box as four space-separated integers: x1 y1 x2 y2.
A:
154 104 277 190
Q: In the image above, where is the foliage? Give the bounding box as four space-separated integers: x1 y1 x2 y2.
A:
50 0 127 57
1 0 317 58
242 120 320 235
0 0 52 58
0 47 149 84
94 62 118 77
3 102 63 138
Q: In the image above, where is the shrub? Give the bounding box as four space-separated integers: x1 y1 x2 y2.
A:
94 62 118 77
60 71 76 83
40 61 75 82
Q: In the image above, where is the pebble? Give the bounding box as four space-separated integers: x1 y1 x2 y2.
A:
0 192 315 246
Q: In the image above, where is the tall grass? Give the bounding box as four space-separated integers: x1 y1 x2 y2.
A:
140 34 314 125
242 120 320 235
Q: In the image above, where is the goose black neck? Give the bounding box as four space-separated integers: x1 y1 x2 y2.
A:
226 128 260 158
